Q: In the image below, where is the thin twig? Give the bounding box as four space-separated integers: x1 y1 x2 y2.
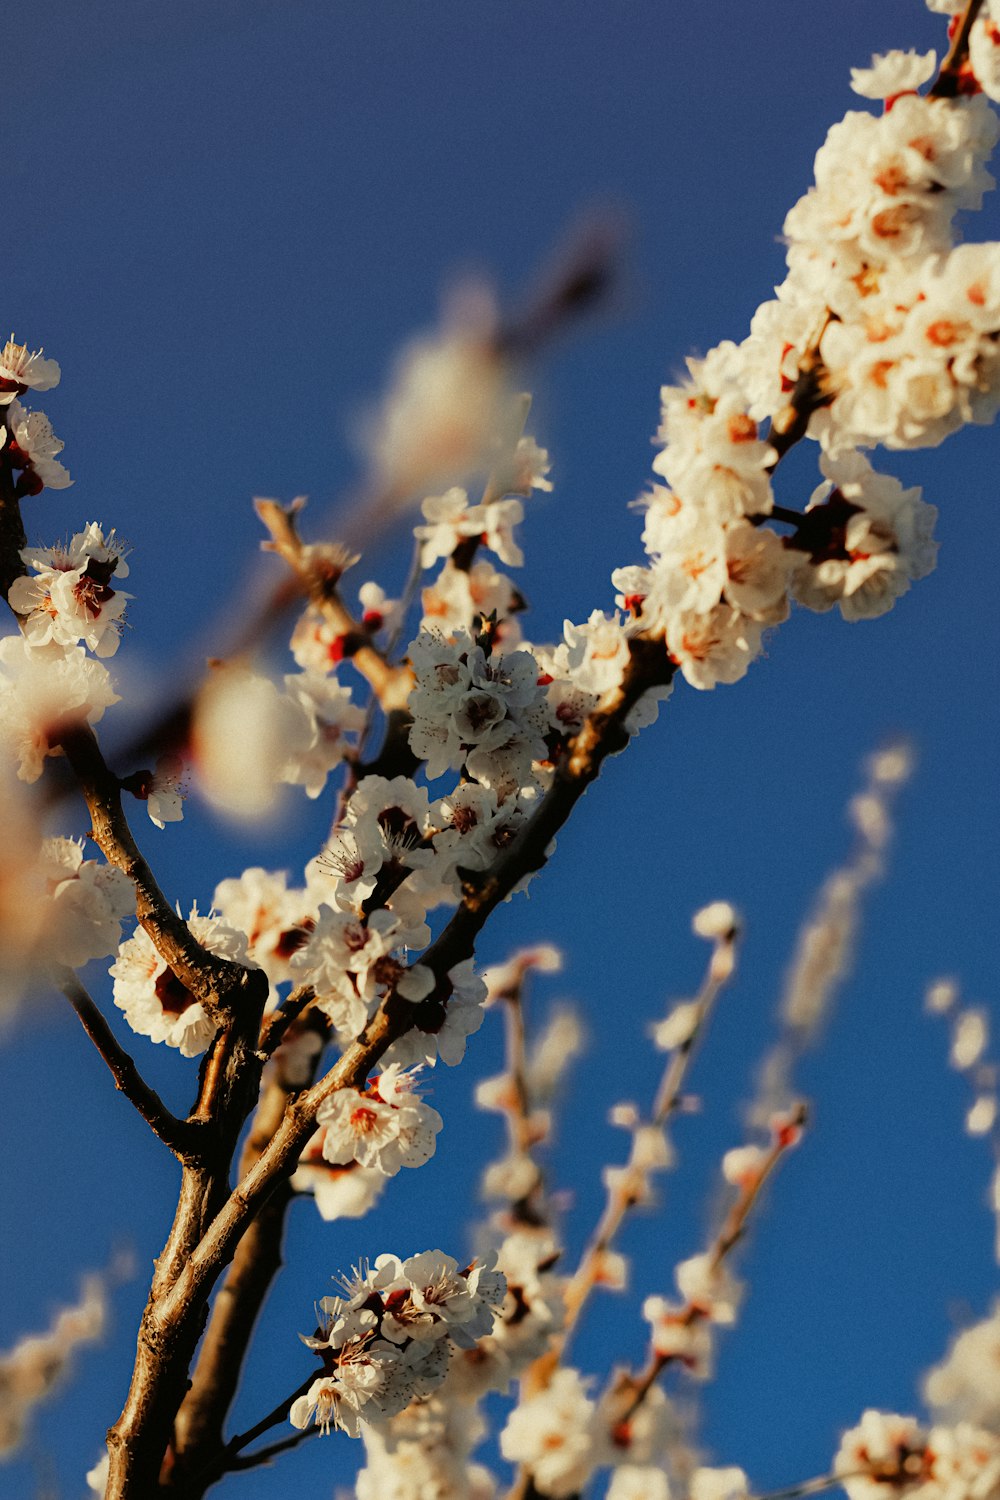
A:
255 499 414 714
227 1426 317 1471
0 403 26 606
258 984 317 1057
349 534 425 783
56 723 267 1027
766 327 832 467
218 1374 315 1466
503 976 536 1154
620 1100 808 1423
60 973 203 1160
931 0 985 96
751 1473 852 1500
561 930 738 1345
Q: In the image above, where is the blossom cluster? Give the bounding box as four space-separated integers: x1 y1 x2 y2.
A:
0 793 134 998
0 336 128 779
5 8 1000 1498
835 1409 1000 1500
110 906 252 1056
290 1250 505 1439
602 25 1000 689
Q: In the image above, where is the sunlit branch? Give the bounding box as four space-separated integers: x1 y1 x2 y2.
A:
60 972 202 1159
255 497 414 714
54 722 267 1026
931 0 986 96
258 983 317 1057
152 637 676 1331
226 1426 317 1472
0 404 26 605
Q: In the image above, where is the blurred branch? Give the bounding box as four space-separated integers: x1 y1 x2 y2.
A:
621 1100 808 1424
560 925 738 1346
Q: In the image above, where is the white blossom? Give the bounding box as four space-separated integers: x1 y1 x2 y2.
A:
500 1367 598 1497
850 51 937 101
315 1065 443 1176
6 399 72 488
924 1302 1000 1428
36 838 133 970
0 636 119 783
0 337 60 402
110 907 252 1057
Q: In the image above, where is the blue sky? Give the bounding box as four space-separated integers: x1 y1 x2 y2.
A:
2 2 999 1496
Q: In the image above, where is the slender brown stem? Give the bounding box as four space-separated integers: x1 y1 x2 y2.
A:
255 499 414 714
220 1373 316 1461
227 1426 317 1472
258 984 316 1057
620 1101 808 1423
102 634 672 1496
931 0 985 96
184 1371 317 1489
56 723 265 1025
0 403 26 606
503 981 535 1153
60 973 202 1160
766 327 832 468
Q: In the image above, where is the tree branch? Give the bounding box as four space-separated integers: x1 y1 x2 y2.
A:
0 403 26 607
561 926 738 1346
258 984 316 1057
102 634 674 1497
169 1076 302 1488
226 1426 317 1472
60 973 203 1160
188 1372 316 1488
155 637 676 1325
931 0 986 96
55 723 267 1026
255 498 414 714
620 1099 809 1423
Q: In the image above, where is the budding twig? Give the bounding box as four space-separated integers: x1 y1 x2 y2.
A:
561 925 738 1345
255 498 414 714
621 1100 808 1423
